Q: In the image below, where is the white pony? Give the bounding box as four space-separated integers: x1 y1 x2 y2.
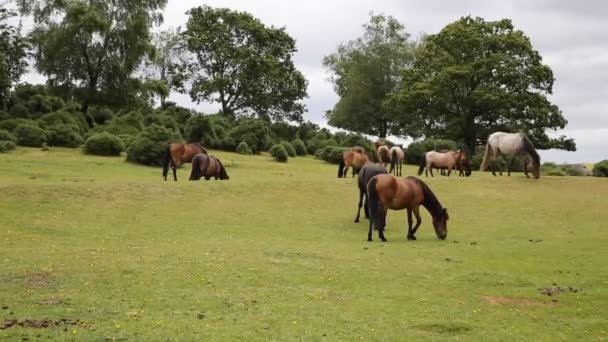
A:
389 146 405 176
480 132 541 179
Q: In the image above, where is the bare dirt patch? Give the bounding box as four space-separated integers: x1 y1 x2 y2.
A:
480 295 554 306
538 285 580 296
0 319 85 330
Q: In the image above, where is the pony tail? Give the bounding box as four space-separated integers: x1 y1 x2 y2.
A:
480 143 491 172
162 144 171 180
417 152 426 176
338 155 345 178
190 156 201 181
390 149 398 173
366 177 384 231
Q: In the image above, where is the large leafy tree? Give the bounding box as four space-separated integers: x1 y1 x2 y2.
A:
179 5 307 122
387 16 575 153
0 6 29 111
19 0 167 125
142 28 183 107
323 14 415 138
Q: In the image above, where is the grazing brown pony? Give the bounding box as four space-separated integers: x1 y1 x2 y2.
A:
418 150 463 177
367 175 449 242
189 154 229 181
377 145 391 167
163 143 208 181
389 146 405 176
338 151 371 178
354 163 388 223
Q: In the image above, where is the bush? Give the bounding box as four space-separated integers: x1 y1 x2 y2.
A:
270 144 288 163
105 111 145 136
92 107 114 125
0 140 16 153
117 134 136 151
0 118 38 132
84 132 124 156
0 129 16 143
236 141 253 155
230 118 271 154
592 160 608 177
9 103 29 118
14 124 47 147
46 124 84 147
126 124 181 166
317 146 349 164
291 138 307 156
281 142 296 157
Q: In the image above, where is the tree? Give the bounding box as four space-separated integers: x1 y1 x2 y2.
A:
0 6 29 111
387 16 575 153
323 14 415 138
179 5 307 122
143 28 182 107
21 0 167 125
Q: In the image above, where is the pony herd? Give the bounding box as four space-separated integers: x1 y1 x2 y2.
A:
159 132 541 242
340 132 542 242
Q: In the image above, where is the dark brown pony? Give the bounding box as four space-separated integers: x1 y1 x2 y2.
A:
367 175 448 242
162 143 208 181
189 154 229 181
354 163 388 223
338 151 371 178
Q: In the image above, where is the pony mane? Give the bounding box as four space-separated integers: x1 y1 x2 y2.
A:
408 177 445 218
522 135 540 167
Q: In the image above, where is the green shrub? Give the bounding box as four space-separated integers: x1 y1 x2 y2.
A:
46 124 84 147
546 168 567 176
236 141 253 155
291 138 307 156
9 103 29 118
92 107 114 125
317 146 349 164
0 118 38 132
281 142 296 157
271 144 288 163
14 124 47 147
0 129 16 143
105 111 145 136
126 124 181 166
230 119 272 154
84 132 124 156
0 140 16 153
117 134 136 151
592 160 608 177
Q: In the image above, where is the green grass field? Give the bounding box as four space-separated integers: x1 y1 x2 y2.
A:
1 148 607 341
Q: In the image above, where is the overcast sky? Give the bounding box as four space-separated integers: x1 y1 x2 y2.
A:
22 0 608 162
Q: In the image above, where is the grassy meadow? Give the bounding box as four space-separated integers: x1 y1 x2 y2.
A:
1 147 607 341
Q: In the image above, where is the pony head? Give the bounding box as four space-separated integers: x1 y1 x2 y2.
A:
432 208 449 240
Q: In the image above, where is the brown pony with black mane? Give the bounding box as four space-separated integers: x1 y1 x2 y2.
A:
366 175 448 242
162 143 207 181
189 154 229 181
338 151 372 178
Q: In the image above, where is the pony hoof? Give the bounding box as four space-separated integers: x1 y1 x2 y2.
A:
367 237 372 242
354 219 359 223
381 238 387 242
407 235 417 240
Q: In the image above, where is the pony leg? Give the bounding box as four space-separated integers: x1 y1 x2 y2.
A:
429 167 434 177
354 188 364 223
363 194 369 219
409 207 422 240
378 208 388 242
523 160 530 178
507 157 515 176
406 208 414 240
172 160 180 181
447 166 452 177
368 221 373 242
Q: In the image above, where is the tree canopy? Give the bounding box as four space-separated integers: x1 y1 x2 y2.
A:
179 5 308 122
22 0 167 123
0 6 29 111
323 14 416 138
387 16 575 153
